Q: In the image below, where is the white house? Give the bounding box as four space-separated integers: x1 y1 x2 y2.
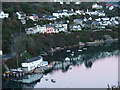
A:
88 17 92 20
16 12 26 20
25 25 46 34
75 10 84 15
29 14 39 21
0 11 9 19
69 24 82 31
101 17 110 21
22 56 43 72
0 50 3 55
16 12 26 24
53 10 68 18
53 24 68 32
95 18 101 21
73 19 84 27
75 2 81 5
53 10 76 18
98 12 105 16
101 21 112 26
106 4 114 10
92 3 103 9
25 26 39 34
39 26 46 34
44 15 57 20
86 10 99 16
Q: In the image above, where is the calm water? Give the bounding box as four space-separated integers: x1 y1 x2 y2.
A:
2 42 118 88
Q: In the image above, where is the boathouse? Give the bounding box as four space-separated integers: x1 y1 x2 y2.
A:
22 56 43 72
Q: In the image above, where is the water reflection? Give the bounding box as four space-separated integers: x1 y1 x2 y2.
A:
2 42 118 88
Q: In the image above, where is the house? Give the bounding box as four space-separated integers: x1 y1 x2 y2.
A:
53 10 68 18
95 18 101 21
0 50 2 56
0 11 9 19
69 24 82 31
88 17 92 20
92 3 103 9
22 56 43 72
46 25 56 34
39 26 46 34
101 17 110 21
98 12 105 16
101 21 112 26
92 21 105 29
84 21 93 28
75 10 84 15
53 24 68 32
75 2 81 5
106 4 114 10
68 11 77 16
43 15 57 20
25 26 40 34
73 19 84 27
2 54 15 60
40 61 48 66
16 12 26 20
85 10 98 16
83 17 88 22
29 14 39 21
60 2 63 4
16 12 26 24
53 9 76 18
25 25 46 34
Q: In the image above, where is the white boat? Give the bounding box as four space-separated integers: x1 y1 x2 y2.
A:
83 48 87 50
66 50 71 52
71 53 74 56
65 57 70 61
18 73 44 84
78 49 82 52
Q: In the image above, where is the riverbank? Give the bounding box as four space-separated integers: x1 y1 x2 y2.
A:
11 30 118 57
47 38 118 54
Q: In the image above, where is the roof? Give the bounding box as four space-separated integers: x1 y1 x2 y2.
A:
24 56 43 63
84 21 92 25
44 15 57 18
2 54 15 59
41 61 48 64
46 24 54 28
30 14 38 16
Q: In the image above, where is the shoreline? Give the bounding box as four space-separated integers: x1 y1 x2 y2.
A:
46 38 118 54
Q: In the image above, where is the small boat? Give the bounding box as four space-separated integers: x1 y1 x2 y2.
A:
71 53 74 56
65 57 70 61
83 48 87 50
66 50 71 52
78 49 82 52
51 79 56 83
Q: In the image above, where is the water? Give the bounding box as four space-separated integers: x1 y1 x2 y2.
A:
2 42 118 88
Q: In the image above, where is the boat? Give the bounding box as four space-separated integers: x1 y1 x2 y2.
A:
34 67 44 73
66 49 71 52
83 48 87 50
44 61 56 73
18 73 44 84
78 49 82 52
65 57 70 61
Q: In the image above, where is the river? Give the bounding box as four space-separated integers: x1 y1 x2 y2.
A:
2 42 118 88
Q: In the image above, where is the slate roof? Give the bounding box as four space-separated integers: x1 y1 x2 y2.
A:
24 56 43 63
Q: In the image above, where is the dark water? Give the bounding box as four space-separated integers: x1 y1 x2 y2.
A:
2 42 118 88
